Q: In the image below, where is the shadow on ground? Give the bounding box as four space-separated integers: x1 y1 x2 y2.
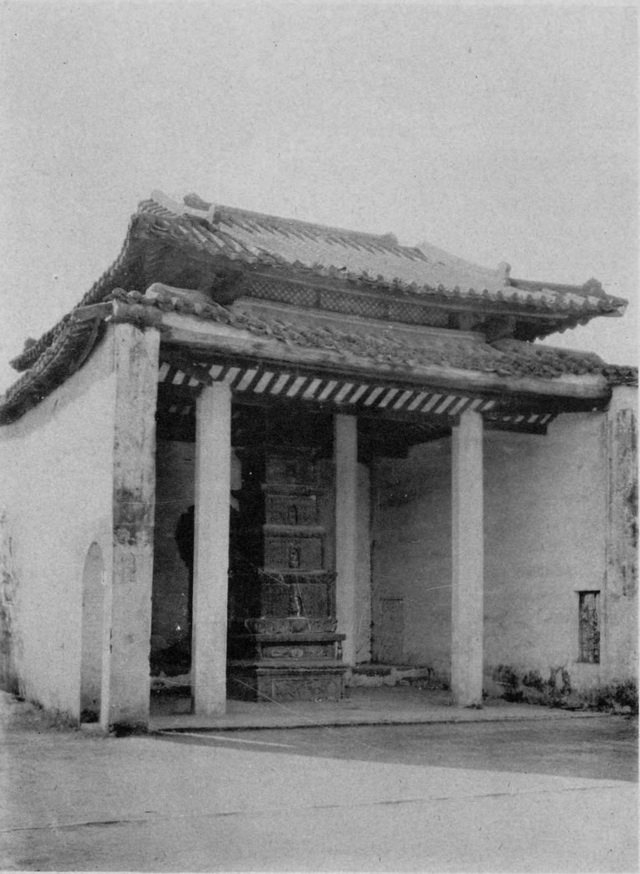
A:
155 714 638 784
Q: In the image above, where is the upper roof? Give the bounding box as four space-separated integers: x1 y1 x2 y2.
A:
142 190 625 320
1 190 634 427
10 190 627 375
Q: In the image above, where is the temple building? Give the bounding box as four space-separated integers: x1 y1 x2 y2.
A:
0 190 636 730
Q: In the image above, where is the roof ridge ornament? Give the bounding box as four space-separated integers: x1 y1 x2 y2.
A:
148 189 183 215
183 192 217 224
582 277 606 299
497 262 511 283
147 190 217 225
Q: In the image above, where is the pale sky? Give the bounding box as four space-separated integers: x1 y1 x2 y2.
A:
0 1 637 394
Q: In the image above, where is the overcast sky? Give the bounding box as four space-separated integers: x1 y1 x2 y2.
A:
0 1 637 393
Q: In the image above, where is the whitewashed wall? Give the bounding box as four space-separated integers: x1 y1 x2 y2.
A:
483 415 606 683
371 405 637 689
0 337 116 716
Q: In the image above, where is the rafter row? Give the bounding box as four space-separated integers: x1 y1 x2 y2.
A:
157 360 558 429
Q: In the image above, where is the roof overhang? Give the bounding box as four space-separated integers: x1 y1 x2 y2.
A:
158 306 610 405
146 285 616 444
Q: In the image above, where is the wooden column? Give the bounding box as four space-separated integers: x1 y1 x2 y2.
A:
335 414 358 666
451 409 484 707
107 322 160 730
192 382 232 715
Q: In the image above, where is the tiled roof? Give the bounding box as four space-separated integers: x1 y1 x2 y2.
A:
0 313 106 425
140 191 626 317
10 190 627 377
1 191 633 425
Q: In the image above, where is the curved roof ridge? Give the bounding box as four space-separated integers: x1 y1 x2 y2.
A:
145 190 401 245
214 203 399 246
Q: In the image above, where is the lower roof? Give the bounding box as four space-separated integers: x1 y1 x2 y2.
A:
0 283 635 429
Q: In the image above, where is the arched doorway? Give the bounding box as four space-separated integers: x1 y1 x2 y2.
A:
80 542 106 723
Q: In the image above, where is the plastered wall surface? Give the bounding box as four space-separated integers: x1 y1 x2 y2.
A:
372 439 452 672
483 415 606 680
0 336 116 715
371 410 636 688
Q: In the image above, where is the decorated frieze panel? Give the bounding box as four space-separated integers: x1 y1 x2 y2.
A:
257 574 333 618
263 672 344 702
265 494 318 526
227 666 345 702
264 533 323 572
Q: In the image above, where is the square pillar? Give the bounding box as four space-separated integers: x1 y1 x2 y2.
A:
107 322 160 731
451 409 484 707
192 382 232 715
335 414 358 666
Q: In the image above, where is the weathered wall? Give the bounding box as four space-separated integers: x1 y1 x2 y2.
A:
602 387 638 683
372 439 452 670
371 408 636 689
107 322 159 729
0 337 116 715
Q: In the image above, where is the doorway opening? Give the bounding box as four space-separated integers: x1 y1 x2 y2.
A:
80 542 106 723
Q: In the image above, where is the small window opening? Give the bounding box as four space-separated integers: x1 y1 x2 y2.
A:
578 591 600 664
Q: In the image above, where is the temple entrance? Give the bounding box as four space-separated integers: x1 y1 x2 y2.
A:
151 386 453 711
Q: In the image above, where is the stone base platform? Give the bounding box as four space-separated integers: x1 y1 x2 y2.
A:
227 661 347 702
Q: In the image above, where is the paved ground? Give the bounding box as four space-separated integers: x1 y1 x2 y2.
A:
149 685 623 731
1 692 637 872
160 717 638 783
